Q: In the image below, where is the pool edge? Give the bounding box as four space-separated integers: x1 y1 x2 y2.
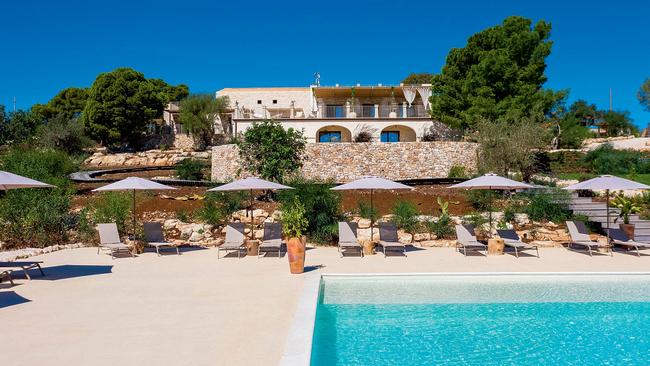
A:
278 271 650 365
279 274 321 366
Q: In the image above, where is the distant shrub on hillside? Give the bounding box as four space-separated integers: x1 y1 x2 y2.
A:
175 158 206 180
582 144 650 175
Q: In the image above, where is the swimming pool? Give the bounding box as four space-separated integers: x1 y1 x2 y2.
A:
309 274 650 365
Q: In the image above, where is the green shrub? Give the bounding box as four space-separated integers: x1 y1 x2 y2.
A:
236 119 306 182
35 115 93 155
390 200 420 233
0 148 77 247
520 189 571 223
357 201 379 223
582 144 650 175
280 197 308 238
466 190 495 211
447 165 468 179
91 192 132 233
195 192 244 226
176 210 192 223
426 215 454 239
278 177 343 244
175 159 206 180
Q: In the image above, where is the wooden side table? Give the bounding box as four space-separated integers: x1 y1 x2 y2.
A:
245 239 260 256
487 238 505 255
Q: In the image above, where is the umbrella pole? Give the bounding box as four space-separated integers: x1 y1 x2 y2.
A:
370 189 374 242
132 189 136 240
606 189 610 240
250 189 254 240
489 190 493 238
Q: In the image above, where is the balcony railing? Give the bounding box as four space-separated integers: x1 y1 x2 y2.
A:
233 104 430 119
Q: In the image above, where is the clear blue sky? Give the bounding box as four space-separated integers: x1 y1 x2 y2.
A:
2 0 649 126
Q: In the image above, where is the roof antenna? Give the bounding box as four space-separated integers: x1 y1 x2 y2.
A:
313 72 320 87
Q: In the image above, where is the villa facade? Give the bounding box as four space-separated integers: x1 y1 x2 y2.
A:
215 84 454 143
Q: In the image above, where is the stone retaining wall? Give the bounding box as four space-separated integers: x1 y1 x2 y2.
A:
212 142 478 182
85 149 210 167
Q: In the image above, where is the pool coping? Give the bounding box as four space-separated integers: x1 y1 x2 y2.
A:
278 271 650 366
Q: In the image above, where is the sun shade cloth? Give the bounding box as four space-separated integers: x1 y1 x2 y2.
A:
0 171 55 190
208 177 293 192
331 177 412 191
92 177 177 191
449 173 536 190
563 175 650 191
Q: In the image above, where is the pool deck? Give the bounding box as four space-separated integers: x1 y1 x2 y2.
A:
1 246 649 366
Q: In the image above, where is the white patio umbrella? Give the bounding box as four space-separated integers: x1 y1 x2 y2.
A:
0 171 55 190
331 177 413 240
450 173 536 236
92 177 177 238
208 177 293 239
564 175 650 236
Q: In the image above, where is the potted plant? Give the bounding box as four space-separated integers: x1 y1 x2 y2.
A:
281 197 309 274
611 194 641 239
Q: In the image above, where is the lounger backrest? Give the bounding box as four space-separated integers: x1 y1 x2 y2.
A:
607 228 630 242
263 222 282 241
225 223 246 245
566 221 591 242
379 222 399 242
143 222 165 243
97 223 121 245
455 225 476 244
496 229 520 242
338 222 358 244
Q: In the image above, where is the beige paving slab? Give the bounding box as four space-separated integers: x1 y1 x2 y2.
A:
1 245 648 366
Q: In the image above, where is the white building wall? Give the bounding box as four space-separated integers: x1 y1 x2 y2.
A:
216 87 313 117
233 119 437 143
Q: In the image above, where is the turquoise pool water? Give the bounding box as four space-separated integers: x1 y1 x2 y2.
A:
310 275 650 365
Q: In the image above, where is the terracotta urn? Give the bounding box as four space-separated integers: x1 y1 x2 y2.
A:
619 223 635 240
287 237 306 274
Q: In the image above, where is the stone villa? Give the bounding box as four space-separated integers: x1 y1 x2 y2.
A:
215 83 452 143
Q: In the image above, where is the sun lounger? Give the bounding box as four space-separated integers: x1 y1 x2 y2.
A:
338 221 362 257
566 221 612 257
607 228 650 257
0 270 14 286
496 229 539 258
377 222 406 257
454 224 487 256
96 223 134 259
0 261 45 280
143 222 180 256
218 223 246 259
259 222 283 258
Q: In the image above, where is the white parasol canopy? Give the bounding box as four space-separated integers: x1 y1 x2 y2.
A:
208 177 292 192
0 171 55 190
449 173 536 190
331 177 412 240
564 175 650 238
208 177 293 239
450 173 537 237
331 176 412 191
563 175 650 191
93 177 176 239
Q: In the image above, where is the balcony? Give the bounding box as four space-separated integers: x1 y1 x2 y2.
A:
321 104 428 118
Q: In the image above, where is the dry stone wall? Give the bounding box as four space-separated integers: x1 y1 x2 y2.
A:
85 149 210 167
212 142 478 182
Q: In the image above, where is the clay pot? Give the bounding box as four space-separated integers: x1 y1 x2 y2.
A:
287 237 305 274
620 223 635 240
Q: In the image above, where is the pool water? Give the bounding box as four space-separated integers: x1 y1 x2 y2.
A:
310 275 650 366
